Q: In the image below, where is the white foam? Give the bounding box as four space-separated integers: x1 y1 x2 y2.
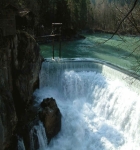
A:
33 61 140 150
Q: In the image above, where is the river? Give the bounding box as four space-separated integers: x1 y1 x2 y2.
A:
40 33 140 75
18 33 140 150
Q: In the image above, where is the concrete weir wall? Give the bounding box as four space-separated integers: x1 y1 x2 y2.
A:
42 59 140 95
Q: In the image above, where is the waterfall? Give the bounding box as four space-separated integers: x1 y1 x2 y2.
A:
29 122 48 150
17 137 26 150
32 60 140 150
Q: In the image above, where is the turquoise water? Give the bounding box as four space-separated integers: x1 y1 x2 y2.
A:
39 33 140 75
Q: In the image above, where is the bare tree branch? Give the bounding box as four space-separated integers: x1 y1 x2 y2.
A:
125 44 140 58
104 0 139 42
113 1 140 34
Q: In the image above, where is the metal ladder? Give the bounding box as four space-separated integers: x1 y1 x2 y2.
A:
51 23 62 59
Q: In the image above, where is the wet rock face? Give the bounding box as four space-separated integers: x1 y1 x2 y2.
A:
0 89 17 150
0 36 18 150
0 31 43 150
13 32 43 115
39 98 61 144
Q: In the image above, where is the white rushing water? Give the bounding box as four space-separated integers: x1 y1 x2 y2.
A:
17 137 26 150
33 60 140 150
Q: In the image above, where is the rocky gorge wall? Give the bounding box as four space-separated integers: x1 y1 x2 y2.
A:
0 31 43 150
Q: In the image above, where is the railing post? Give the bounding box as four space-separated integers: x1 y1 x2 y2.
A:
51 23 62 59
59 36 61 58
52 37 54 59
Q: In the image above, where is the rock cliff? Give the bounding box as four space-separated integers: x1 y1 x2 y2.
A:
0 31 43 150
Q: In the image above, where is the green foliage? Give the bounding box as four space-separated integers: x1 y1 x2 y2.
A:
36 0 91 30
1 0 139 34
90 0 140 34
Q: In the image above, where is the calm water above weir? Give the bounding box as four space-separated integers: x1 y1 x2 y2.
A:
39 33 140 75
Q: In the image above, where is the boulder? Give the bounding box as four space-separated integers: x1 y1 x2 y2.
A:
39 98 61 144
40 97 57 109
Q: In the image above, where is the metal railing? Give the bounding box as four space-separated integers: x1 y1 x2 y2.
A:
51 23 62 59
